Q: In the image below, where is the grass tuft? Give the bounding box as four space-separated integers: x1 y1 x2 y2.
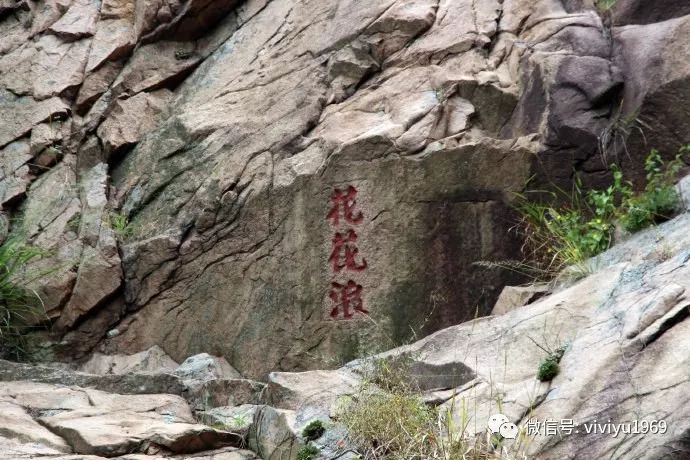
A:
109 212 134 240
0 238 47 360
297 444 320 460
337 358 527 459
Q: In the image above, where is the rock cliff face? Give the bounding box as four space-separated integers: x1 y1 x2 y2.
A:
258 207 690 460
1 202 689 459
0 0 689 379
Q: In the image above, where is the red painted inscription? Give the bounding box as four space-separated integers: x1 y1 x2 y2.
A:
326 185 368 319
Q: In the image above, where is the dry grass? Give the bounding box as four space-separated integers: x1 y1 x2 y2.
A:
337 358 532 460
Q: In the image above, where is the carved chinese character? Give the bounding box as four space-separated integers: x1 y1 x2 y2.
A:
328 229 367 272
326 185 363 226
329 280 368 319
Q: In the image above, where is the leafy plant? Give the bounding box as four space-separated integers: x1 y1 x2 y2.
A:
533 342 566 382
510 147 687 280
513 179 617 279
297 444 320 460
619 149 685 232
229 412 250 428
302 420 326 441
537 357 559 382
109 212 133 239
0 238 47 360
595 0 617 13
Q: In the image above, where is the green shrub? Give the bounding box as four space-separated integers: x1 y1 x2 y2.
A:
537 357 560 382
536 346 566 382
302 420 326 441
514 146 687 279
515 176 620 277
619 149 684 232
0 238 46 360
296 444 319 460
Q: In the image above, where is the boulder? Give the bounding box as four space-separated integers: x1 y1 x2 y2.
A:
0 380 246 458
184 378 266 412
79 345 179 375
174 353 243 381
0 400 72 453
248 405 304 460
0 359 186 396
198 404 260 441
40 408 242 456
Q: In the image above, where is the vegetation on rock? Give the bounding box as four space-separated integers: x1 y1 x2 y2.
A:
618 148 688 231
338 358 527 459
514 146 688 279
108 212 134 240
296 444 320 460
537 357 560 382
0 238 46 360
302 419 326 441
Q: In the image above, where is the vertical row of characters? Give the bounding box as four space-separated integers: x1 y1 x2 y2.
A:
326 185 368 319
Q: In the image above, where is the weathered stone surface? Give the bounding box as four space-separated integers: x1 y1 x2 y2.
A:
0 400 72 453
33 35 92 99
146 0 241 42
49 0 99 39
491 283 550 315
199 404 259 442
108 134 535 379
0 90 68 147
30 121 63 155
248 405 304 460
0 434 71 458
96 90 172 155
612 0 690 25
76 61 124 114
0 0 688 408
0 34 91 99
0 380 244 458
110 40 200 96
18 156 82 317
41 407 242 456
0 139 33 206
57 162 123 329
86 18 135 72
0 359 186 396
0 211 8 244
79 345 179 375
678 174 690 209
266 369 360 411
174 353 242 381
184 378 266 412
612 14 690 184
